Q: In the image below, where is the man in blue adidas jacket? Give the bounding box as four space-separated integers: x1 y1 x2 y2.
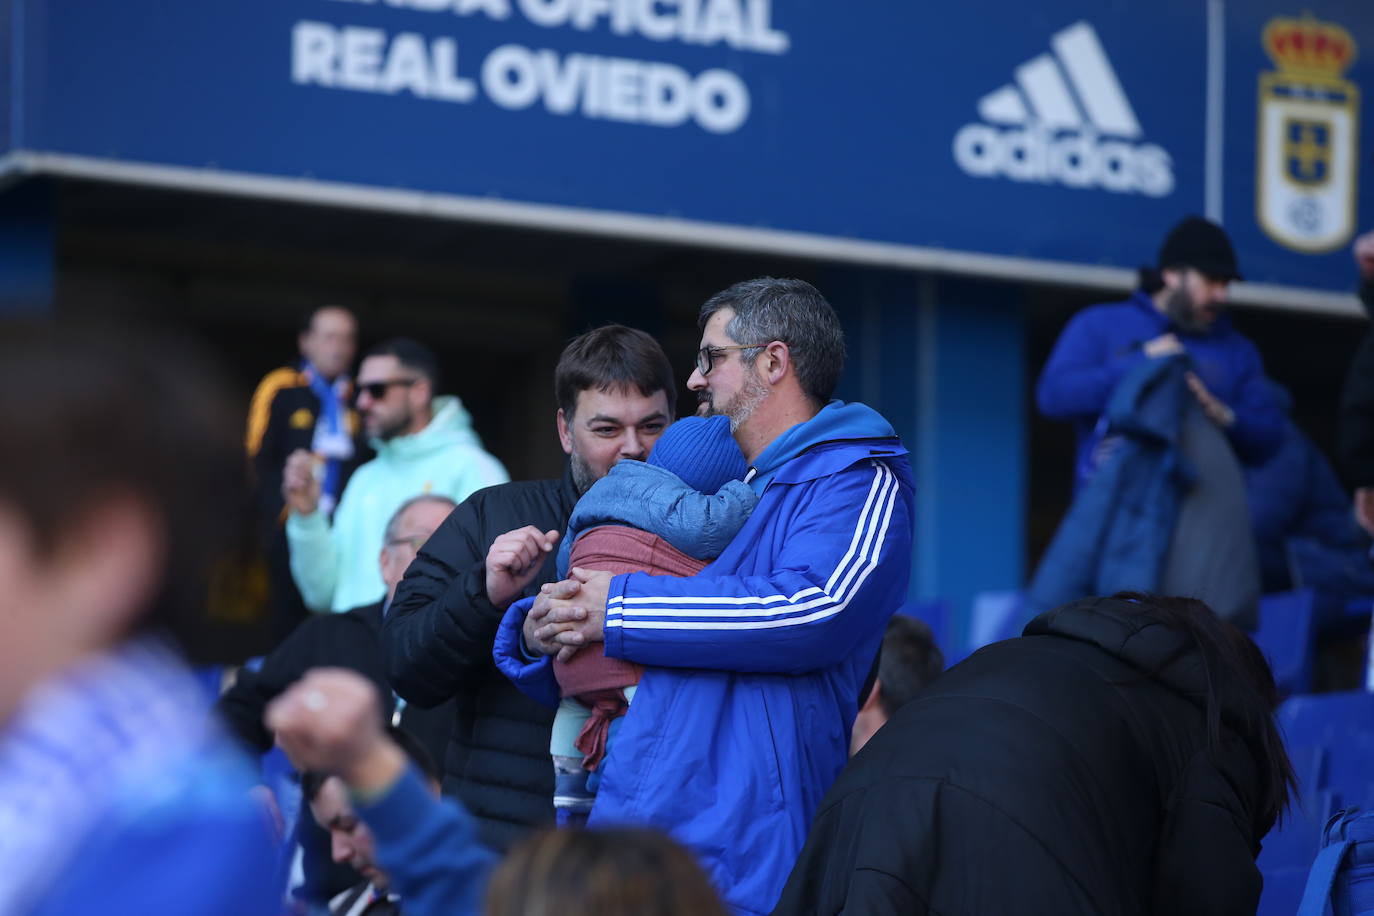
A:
494 277 915 916
1037 216 1282 489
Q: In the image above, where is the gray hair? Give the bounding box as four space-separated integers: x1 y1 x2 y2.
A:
383 494 457 545
698 278 846 404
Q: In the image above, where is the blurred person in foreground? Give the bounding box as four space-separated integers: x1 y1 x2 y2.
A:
270 669 495 916
248 305 367 641
301 726 443 916
0 321 278 915
772 594 1294 916
485 827 729 916
218 494 458 906
285 338 508 614
849 614 944 756
383 326 675 851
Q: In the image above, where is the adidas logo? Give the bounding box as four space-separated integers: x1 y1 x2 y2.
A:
952 21 1175 197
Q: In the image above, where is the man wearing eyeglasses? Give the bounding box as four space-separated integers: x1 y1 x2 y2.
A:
500 278 916 916
284 337 508 614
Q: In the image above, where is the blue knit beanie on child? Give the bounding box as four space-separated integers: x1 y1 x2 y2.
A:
646 415 748 494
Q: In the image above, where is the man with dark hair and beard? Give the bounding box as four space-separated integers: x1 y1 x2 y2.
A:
382 325 675 852
1037 216 1283 490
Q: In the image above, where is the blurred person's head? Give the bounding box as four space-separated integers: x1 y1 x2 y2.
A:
484 827 729 916
299 306 358 381
355 338 439 441
379 495 456 599
1143 217 1241 335
689 279 845 459
851 615 945 756
554 325 676 494
303 726 441 893
0 320 246 722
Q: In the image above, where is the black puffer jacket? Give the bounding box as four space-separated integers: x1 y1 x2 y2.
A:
772 596 1281 916
383 469 578 851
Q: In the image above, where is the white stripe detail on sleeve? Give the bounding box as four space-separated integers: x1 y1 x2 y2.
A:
606 461 899 631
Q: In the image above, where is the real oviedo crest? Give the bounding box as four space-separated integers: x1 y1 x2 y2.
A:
1256 15 1360 253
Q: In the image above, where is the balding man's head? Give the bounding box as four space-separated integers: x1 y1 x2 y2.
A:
379 495 456 598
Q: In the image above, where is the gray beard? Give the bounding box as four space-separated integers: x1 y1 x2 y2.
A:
722 373 771 433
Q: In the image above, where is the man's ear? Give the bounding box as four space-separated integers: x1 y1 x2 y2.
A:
556 409 573 455
1160 267 1184 290
760 341 791 385
412 375 434 408
860 678 884 713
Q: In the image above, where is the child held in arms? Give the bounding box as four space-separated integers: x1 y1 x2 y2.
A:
548 415 757 819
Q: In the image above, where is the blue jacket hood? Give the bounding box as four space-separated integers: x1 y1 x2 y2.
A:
749 400 898 489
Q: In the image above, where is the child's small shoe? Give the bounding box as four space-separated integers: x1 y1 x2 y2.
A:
553 768 596 814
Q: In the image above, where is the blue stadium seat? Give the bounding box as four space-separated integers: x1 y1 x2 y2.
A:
1251 588 1318 696
967 590 1025 650
1259 692 1374 914
1279 691 1374 748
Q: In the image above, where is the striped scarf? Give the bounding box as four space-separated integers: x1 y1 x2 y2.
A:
0 639 221 911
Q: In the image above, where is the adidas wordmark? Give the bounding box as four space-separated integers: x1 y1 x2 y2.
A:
952 21 1175 197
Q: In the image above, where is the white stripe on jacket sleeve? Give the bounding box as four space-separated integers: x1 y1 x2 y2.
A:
605 460 899 632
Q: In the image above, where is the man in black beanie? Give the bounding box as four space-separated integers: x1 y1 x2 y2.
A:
1031 217 1282 626
1036 215 1283 490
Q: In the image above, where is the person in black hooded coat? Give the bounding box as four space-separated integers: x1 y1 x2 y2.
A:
771 594 1294 916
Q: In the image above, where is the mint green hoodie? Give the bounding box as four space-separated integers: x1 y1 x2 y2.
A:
287 396 509 612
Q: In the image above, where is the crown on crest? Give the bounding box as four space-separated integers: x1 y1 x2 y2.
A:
1263 15 1357 77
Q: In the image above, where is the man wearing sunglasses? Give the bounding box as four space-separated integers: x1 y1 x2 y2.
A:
284 338 508 615
501 278 916 916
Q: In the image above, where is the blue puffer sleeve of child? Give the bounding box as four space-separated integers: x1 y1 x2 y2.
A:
558 462 758 577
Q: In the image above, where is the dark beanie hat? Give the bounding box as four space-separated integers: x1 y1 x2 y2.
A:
1157 216 1242 281
647 415 748 494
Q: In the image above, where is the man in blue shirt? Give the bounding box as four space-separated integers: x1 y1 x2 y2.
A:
1037 216 1283 488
